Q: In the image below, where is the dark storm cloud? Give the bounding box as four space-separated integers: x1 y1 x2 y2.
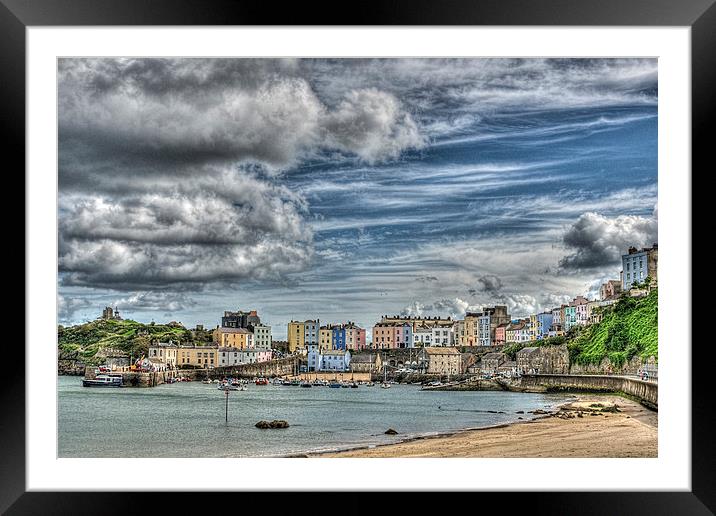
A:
58 59 427 291
59 58 425 178
475 274 504 294
559 209 658 270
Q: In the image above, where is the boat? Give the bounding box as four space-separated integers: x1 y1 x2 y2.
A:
350 382 358 388
289 379 301 386
202 378 212 384
82 374 123 387
218 383 239 391
380 363 391 388
328 381 342 388
255 377 269 385
300 381 312 388
340 382 349 388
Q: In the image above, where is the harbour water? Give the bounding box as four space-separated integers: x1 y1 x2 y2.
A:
58 376 573 457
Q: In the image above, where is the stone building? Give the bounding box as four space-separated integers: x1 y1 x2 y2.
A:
100 306 121 320
516 347 539 374
599 280 623 301
480 352 507 374
424 347 462 375
349 353 382 374
517 345 569 375
498 360 518 376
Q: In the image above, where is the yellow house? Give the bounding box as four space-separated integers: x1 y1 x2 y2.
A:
529 314 539 340
177 346 218 368
212 327 254 349
456 313 479 346
147 343 179 368
319 325 333 352
287 321 305 353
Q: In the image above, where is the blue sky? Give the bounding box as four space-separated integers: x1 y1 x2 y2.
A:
58 58 658 339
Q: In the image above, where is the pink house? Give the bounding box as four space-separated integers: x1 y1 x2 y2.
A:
372 323 397 349
346 325 367 350
495 323 508 345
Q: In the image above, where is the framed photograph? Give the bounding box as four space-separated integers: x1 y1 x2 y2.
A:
6 0 711 512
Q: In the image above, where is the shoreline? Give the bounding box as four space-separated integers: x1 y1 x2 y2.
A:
305 394 657 458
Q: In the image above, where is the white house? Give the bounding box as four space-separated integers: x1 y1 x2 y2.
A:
431 326 454 346
412 328 433 348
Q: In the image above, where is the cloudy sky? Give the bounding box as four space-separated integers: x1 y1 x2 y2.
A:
58 58 658 339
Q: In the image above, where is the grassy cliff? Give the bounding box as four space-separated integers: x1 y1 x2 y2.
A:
567 289 658 366
58 319 204 365
501 289 657 367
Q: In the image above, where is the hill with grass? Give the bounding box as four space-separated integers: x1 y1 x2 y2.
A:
568 289 657 366
502 289 657 367
58 318 211 366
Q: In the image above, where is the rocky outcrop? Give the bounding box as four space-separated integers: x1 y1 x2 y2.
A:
255 420 290 429
384 428 398 435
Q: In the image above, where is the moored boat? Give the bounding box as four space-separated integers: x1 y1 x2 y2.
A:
82 374 123 387
255 377 269 385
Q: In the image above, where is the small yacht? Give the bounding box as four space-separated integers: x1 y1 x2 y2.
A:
82 374 123 387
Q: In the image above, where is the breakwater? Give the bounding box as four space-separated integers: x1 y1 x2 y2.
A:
519 374 657 409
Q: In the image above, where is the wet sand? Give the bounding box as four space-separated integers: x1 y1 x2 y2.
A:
312 395 657 458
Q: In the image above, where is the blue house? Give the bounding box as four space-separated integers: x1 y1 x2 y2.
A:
332 326 347 350
536 312 553 340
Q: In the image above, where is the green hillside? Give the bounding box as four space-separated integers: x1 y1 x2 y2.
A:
568 289 658 366
58 318 207 365
500 289 657 367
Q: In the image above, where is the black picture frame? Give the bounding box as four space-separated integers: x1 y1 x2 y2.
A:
3 0 710 513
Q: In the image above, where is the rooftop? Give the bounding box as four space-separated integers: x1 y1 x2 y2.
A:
424 347 461 355
517 347 539 355
217 327 252 334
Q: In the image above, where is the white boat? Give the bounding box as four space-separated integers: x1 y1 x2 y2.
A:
82 374 123 387
381 364 391 388
218 383 239 391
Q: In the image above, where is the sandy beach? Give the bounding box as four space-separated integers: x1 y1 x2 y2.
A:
312 395 657 458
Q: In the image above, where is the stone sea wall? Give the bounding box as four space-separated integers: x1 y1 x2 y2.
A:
519 374 658 409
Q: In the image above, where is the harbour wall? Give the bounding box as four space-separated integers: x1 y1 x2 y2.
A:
83 367 201 387
519 374 658 409
208 357 299 379
83 357 300 386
